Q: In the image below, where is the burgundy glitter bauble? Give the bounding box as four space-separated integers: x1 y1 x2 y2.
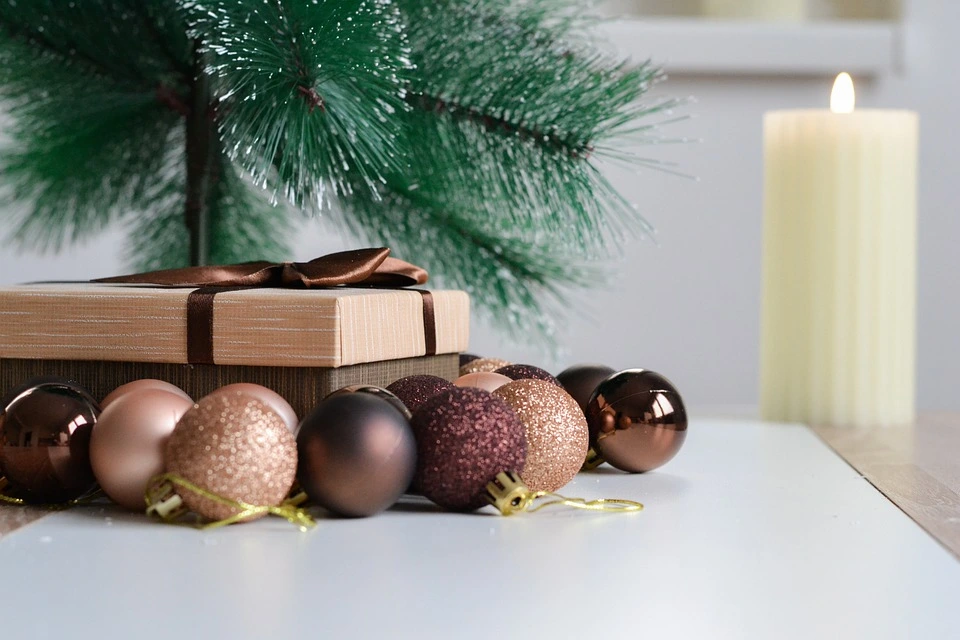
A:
495 364 562 388
411 387 526 511
386 375 455 414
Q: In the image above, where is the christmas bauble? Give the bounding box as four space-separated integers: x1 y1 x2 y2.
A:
217 383 298 433
458 357 511 376
586 369 687 473
556 364 616 415
166 391 298 521
495 364 562 387
411 387 526 511
101 379 191 410
0 381 100 503
454 372 512 393
89 389 194 511
326 384 412 420
459 353 482 367
386 375 454 413
493 379 588 492
297 393 416 517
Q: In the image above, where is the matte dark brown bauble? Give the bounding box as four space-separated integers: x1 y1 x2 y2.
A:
495 364 562 387
586 369 687 473
326 384 413 420
386 375 455 414
556 364 616 415
459 353 482 367
0 381 100 503
298 393 416 517
411 387 526 511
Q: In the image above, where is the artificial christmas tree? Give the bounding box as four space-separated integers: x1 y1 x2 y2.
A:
0 1 673 333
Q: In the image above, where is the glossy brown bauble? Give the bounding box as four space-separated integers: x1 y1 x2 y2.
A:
411 387 526 511
90 389 194 511
556 364 616 415
586 369 687 473
0 381 100 503
298 393 416 517
326 384 413 420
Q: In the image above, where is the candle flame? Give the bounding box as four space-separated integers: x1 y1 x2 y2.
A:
830 72 855 114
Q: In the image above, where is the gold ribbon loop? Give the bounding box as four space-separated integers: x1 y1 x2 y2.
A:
484 471 644 516
145 473 316 531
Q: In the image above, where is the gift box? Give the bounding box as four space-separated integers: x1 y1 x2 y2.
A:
0 262 469 417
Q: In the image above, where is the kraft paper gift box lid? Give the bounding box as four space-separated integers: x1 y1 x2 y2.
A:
0 283 470 368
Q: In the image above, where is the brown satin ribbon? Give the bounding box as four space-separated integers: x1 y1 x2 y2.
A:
97 248 436 365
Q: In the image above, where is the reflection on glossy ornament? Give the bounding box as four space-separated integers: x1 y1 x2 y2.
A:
0 381 100 503
556 364 616 415
454 372 513 393
586 369 687 473
90 389 194 511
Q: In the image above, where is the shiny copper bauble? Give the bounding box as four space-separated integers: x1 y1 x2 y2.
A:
556 364 616 415
326 384 413 420
298 393 416 517
586 369 687 473
0 381 100 503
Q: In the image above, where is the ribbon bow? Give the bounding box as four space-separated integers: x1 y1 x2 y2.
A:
96 248 434 365
96 247 428 288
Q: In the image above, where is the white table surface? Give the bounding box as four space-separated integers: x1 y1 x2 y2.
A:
2 419 958 639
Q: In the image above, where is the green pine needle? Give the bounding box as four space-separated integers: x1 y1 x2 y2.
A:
182 0 412 209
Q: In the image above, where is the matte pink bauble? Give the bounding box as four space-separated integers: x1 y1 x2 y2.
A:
101 379 191 410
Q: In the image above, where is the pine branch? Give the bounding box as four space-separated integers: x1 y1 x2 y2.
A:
180 0 413 209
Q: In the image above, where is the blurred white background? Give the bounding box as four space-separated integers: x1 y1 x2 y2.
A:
0 0 955 414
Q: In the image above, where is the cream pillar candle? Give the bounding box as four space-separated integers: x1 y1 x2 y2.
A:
760 73 918 427
701 0 805 21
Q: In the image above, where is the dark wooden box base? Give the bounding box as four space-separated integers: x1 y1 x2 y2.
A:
0 355 459 418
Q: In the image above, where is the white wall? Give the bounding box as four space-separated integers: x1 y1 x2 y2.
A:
0 0 955 412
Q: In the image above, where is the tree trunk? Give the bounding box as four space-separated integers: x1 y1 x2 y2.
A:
184 40 218 267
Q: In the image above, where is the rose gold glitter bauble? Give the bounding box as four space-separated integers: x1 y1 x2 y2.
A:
217 383 299 434
411 387 526 511
101 379 191 410
454 372 512 393
90 389 193 511
165 392 298 522
458 357 511 376
493 379 588 492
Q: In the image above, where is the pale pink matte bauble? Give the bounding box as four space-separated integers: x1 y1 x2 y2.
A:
101 379 191 410
90 389 194 510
